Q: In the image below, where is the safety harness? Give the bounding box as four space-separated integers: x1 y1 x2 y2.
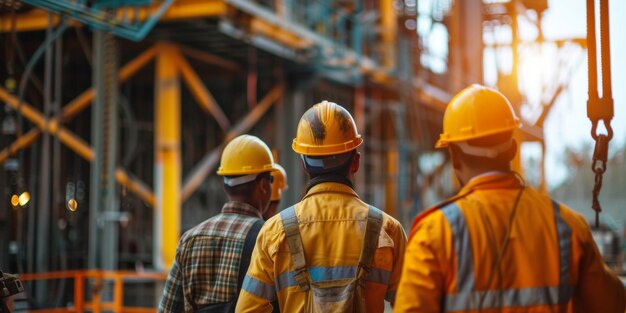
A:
280 205 383 312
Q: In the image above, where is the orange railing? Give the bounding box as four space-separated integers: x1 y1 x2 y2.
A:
15 270 167 313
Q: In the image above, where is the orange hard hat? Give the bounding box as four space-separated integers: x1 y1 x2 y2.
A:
435 84 520 148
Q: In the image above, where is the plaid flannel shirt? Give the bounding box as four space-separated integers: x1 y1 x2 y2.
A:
158 201 263 313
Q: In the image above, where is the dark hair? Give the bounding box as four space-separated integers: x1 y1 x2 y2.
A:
305 151 355 179
450 131 515 169
223 172 271 197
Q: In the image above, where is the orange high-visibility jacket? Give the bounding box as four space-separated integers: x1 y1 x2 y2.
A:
235 182 407 313
395 172 626 313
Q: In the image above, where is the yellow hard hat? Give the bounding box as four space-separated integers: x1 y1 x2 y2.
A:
435 84 520 148
270 164 288 201
292 101 363 156
217 135 278 176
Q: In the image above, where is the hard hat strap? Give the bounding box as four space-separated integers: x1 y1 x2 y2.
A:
223 174 259 187
455 140 512 158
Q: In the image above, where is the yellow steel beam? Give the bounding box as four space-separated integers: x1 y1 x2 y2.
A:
175 51 231 132
60 46 157 121
249 18 313 50
181 83 283 201
117 0 226 22
114 170 155 208
0 1 313 52
0 129 41 164
154 43 181 269
0 0 226 33
223 83 283 142
0 87 155 206
180 45 241 72
0 10 61 32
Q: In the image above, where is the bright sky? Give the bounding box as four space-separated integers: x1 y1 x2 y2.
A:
528 0 626 188
416 0 625 188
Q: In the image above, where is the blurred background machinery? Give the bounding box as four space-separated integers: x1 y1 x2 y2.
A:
0 0 622 311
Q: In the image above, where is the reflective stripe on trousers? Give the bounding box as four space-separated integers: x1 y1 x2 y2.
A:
441 201 574 312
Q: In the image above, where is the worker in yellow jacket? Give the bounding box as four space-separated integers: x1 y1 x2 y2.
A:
236 101 407 312
395 84 626 312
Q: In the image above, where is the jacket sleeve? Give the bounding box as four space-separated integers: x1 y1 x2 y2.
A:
235 226 277 313
572 214 626 313
385 222 408 305
394 215 445 313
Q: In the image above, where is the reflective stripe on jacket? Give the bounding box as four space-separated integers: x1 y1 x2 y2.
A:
235 182 407 313
395 172 626 313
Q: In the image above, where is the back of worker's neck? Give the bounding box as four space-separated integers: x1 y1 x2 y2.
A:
456 165 512 187
226 196 262 213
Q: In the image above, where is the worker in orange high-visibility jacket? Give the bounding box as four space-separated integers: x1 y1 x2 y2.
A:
236 101 407 312
395 84 626 313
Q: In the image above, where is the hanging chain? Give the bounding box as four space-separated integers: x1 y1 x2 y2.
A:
586 0 614 228
591 131 610 227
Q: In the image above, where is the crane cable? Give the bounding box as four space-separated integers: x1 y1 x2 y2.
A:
586 0 613 228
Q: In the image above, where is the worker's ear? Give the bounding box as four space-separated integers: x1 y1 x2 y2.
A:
260 175 271 195
350 151 360 174
450 145 462 170
300 157 307 172
504 139 518 161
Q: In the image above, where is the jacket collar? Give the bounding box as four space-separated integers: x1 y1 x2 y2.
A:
303 182 360 200
306 174 354 192
460 171 524 194
221 201 263 218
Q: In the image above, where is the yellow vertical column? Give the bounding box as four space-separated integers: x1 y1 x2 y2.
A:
155 44 181 270
380 0 397 70
385 148 398 217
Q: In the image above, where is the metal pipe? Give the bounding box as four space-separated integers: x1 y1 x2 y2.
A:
16 20 68 137
35 13 54 301
51 17 63 274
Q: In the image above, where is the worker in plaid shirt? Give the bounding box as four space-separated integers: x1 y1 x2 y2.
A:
159 135 279 312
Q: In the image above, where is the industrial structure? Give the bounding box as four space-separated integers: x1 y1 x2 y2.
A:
0 0 609 311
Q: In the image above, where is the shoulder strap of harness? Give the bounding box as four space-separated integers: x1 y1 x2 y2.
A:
238 219 264 291
279 206 310 291
357 206 384 282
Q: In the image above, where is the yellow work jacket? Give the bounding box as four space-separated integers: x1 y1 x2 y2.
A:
235 182 407 312
395 172 626 313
